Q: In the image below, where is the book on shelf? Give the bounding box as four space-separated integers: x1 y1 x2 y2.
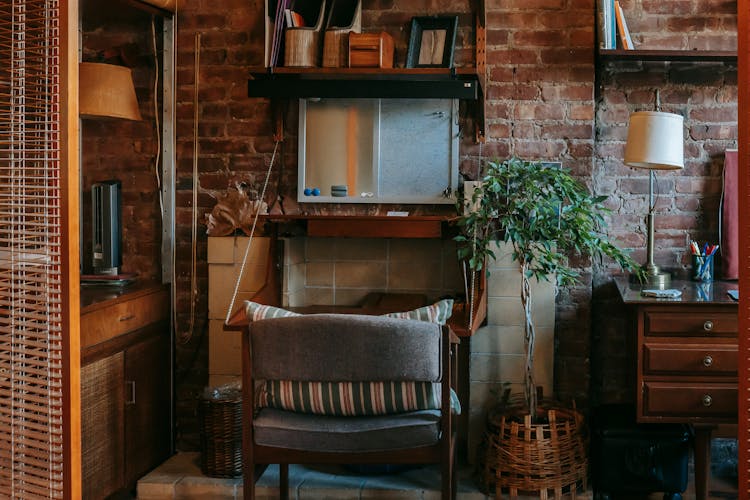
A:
598 0 617 49
615 0 635 50
285 8 306 27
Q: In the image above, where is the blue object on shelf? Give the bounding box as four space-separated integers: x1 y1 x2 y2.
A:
312 188 320 196
303 187 312 196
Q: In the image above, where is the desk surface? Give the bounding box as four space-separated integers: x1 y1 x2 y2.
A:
615 276 738 306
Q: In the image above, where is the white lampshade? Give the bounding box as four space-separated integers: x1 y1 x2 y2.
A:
79 62 142 121
624 111 684 170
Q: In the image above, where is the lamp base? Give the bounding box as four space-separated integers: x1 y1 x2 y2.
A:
631 270 671 289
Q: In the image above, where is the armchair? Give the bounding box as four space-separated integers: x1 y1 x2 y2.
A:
241 313 457 499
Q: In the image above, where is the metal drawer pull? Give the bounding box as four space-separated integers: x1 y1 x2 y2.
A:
702 394 713 407
119 314 135 322
126 381 136 405
703 355 713 367
703 320 714 331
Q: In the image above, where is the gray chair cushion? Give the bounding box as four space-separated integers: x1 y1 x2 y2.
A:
250 314 442 382
253 408 441 452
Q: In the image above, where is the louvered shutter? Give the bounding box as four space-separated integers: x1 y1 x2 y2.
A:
0 0 80 497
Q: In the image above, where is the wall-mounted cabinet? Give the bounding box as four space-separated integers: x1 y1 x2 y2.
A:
298 97 459 204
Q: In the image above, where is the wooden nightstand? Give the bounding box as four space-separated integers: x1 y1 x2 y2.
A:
616 277 738 500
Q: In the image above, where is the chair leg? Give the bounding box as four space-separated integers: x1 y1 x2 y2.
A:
279 463 289 500
442 454 453 500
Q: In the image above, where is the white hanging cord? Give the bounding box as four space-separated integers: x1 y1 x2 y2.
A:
182 32 201 344
224 140 280 325
151 16 163 216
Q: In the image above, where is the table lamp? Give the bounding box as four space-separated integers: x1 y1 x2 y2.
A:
624 110 684 287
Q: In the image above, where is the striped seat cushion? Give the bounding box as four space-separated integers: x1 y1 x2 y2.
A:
244 298 454 325
259 380 461 416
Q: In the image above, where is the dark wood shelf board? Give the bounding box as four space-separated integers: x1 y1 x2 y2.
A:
263 214 453 239
598 49 737 62
248 68 480 99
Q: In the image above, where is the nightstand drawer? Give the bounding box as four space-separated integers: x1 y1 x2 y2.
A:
644 311 737 337
643 344 737 375
643 382 737 419
82 288 169 349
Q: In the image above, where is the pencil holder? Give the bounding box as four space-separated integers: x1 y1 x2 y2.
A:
692 254 714 282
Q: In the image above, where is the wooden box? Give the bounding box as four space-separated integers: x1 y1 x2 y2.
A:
348 32 394 68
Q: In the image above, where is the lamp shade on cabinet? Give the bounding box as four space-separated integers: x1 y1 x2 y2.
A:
624 111 684 170
79 62 142 121
138 0 176 11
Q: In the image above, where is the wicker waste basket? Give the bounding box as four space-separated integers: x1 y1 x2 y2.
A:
478 398 588 499
199 383 243 478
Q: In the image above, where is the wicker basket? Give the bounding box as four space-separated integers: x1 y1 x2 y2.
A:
478 400 588 499
199 394 243 478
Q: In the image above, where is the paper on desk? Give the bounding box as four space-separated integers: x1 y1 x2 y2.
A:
641 289 682 298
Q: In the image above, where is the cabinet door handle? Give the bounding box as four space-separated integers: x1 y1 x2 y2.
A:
703 320 714 331
119 314 136 322
703 355 714 367
702 394 713 407
126 380 136 405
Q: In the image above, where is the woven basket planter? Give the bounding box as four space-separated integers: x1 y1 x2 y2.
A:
199 394 243 478
478 401 588 499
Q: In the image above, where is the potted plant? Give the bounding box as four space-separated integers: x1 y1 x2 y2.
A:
455 157 641 496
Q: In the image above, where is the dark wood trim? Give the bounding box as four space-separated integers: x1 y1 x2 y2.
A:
598 49 737 62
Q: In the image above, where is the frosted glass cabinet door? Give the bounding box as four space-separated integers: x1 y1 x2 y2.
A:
298 98 458 204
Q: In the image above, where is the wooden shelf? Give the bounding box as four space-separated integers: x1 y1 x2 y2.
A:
598 49 737 62
262 214 455 239
248 67 481 99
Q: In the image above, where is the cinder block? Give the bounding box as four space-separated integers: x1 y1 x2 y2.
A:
208 320 242 376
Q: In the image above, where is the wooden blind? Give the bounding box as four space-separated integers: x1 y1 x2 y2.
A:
739 0 749 494
0 0 78 497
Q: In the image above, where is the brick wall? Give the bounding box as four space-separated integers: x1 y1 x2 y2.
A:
163 0 736 449
81 12 163 280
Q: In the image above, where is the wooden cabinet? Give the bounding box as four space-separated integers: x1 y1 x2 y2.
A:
80 283 171 499
616 277 738 500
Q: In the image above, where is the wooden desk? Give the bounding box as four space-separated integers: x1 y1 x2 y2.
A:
616 277 738 500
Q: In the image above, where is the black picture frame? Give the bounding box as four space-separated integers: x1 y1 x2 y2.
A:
405 16 458 68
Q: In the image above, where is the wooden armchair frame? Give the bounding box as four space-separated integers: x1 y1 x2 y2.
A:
241 314 457 500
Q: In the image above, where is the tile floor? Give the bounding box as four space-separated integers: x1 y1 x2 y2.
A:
137 452 590 499
137 451 738 500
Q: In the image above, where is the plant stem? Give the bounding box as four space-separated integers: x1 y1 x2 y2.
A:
521 261 537 419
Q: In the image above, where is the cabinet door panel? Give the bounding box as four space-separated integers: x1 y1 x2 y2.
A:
81 352 125 499
124 327 171 486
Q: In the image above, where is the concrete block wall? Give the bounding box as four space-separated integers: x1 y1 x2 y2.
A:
468 241 556 462
207 236 271 388
282 237 465 307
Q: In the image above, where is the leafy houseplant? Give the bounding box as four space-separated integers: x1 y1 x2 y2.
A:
456 158 640 419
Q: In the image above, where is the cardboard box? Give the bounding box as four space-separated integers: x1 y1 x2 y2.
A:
208 319 242 376
348 32 394 68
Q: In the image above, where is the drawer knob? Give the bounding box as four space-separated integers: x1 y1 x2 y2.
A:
703 320 714 331
702 394 713 407
703 355 714 367
119 314 135 322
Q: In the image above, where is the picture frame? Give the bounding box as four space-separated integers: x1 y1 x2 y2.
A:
405 16 458 68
